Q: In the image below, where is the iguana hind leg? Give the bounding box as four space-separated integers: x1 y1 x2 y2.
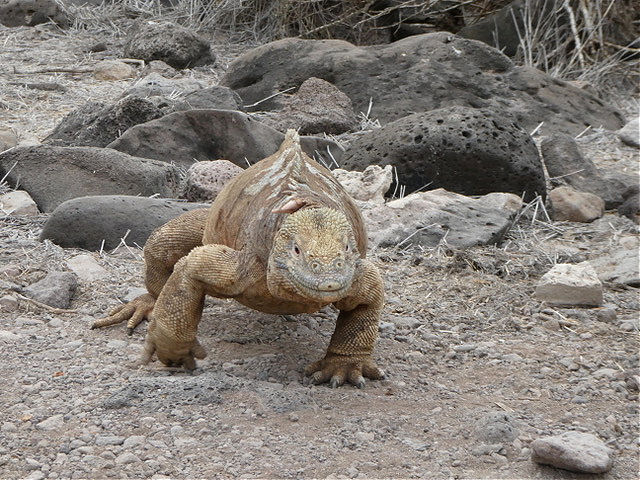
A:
91 209 210 333
305 259 385 388
142 244 257 370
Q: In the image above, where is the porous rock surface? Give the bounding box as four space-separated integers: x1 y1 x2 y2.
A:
270 77 358 135
124 20 214 69
359 189 522 249
0 0 70 28
0 190 38 215
341 106 545 201
531 431 613 473
222 33 624 135
43 96 163 148
180 160 244 203
40 196 210 250
0 146 180 212
540 133 623 208
107 109 343 170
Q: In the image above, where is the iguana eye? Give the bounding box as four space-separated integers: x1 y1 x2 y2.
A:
345 244 349 252
293 245 301 255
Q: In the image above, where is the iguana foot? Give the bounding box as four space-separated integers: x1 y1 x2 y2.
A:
91 293 155 335
141 328 207 371
304 353 385 388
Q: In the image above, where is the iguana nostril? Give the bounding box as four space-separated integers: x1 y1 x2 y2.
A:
318 280 342 291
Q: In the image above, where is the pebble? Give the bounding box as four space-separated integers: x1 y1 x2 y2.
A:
94 435 124 446
115 452 141 465
123 435 146 449
531 431 613 473
0 295 18 312
36 415 64 431
48 318 63 328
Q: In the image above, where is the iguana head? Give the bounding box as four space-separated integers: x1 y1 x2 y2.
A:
268 206 359 303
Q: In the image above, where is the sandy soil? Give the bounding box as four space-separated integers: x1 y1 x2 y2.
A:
0 13 639 480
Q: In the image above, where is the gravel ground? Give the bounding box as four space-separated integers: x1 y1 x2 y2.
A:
1 13 639 480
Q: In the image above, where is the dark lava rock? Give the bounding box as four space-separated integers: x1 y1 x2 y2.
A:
0 146 180 212
40 195 209 250
0 0 70 28
341 106 545 201
107 109 343 170
172 86 244 112
43 96 163 148
124 20 214 69
540 134 623 208
221 33 624 136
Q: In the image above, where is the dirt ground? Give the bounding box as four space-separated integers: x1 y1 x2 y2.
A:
0 15 639 480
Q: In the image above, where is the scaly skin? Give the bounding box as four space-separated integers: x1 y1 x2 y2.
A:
92 130 385 388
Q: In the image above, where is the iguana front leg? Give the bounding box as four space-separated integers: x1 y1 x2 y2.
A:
142 244 257 370
305 259 385 388
91 209 209 333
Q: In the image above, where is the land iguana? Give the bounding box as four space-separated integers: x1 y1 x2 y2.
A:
92 130 385 388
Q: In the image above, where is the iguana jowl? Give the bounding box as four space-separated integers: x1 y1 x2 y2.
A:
93 130 385 388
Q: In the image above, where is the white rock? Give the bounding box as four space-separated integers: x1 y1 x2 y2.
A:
0 330 21 342
0 191 39 216
531 431 613 473
0 295 18 312
617 117 639 148
0 127 18 151
333 165 393 204
535 263 603 306
36 414 64 431
66 254 109 282
94 60 136 81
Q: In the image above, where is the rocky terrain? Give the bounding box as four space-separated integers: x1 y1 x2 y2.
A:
0 1 639 479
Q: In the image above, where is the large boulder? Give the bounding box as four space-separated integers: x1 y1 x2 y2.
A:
0 146 180 212
40 196 209 251
124 21 214 69
540 134 623 208
107 109 343 170
341 106 545 201
43 96 163 148
360 189 523 249
180 160 244 203
221 33 624 136
0 0 70 28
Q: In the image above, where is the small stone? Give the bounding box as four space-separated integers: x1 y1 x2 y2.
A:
94 435 124 446
66 255 108 282
0 191 39 215
594 307 616 323
123 435 146 449
94 60 136 81
23 272 77 309
531 431 613 473
0 127 18 151
288 413 299 422
475 412 518 443
0 295 18 312
115 452 140 465
48 318 63 328
36 415 64 431
617 117 639 148
549 186 605 222
592 368 618 380
535 263 603 306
